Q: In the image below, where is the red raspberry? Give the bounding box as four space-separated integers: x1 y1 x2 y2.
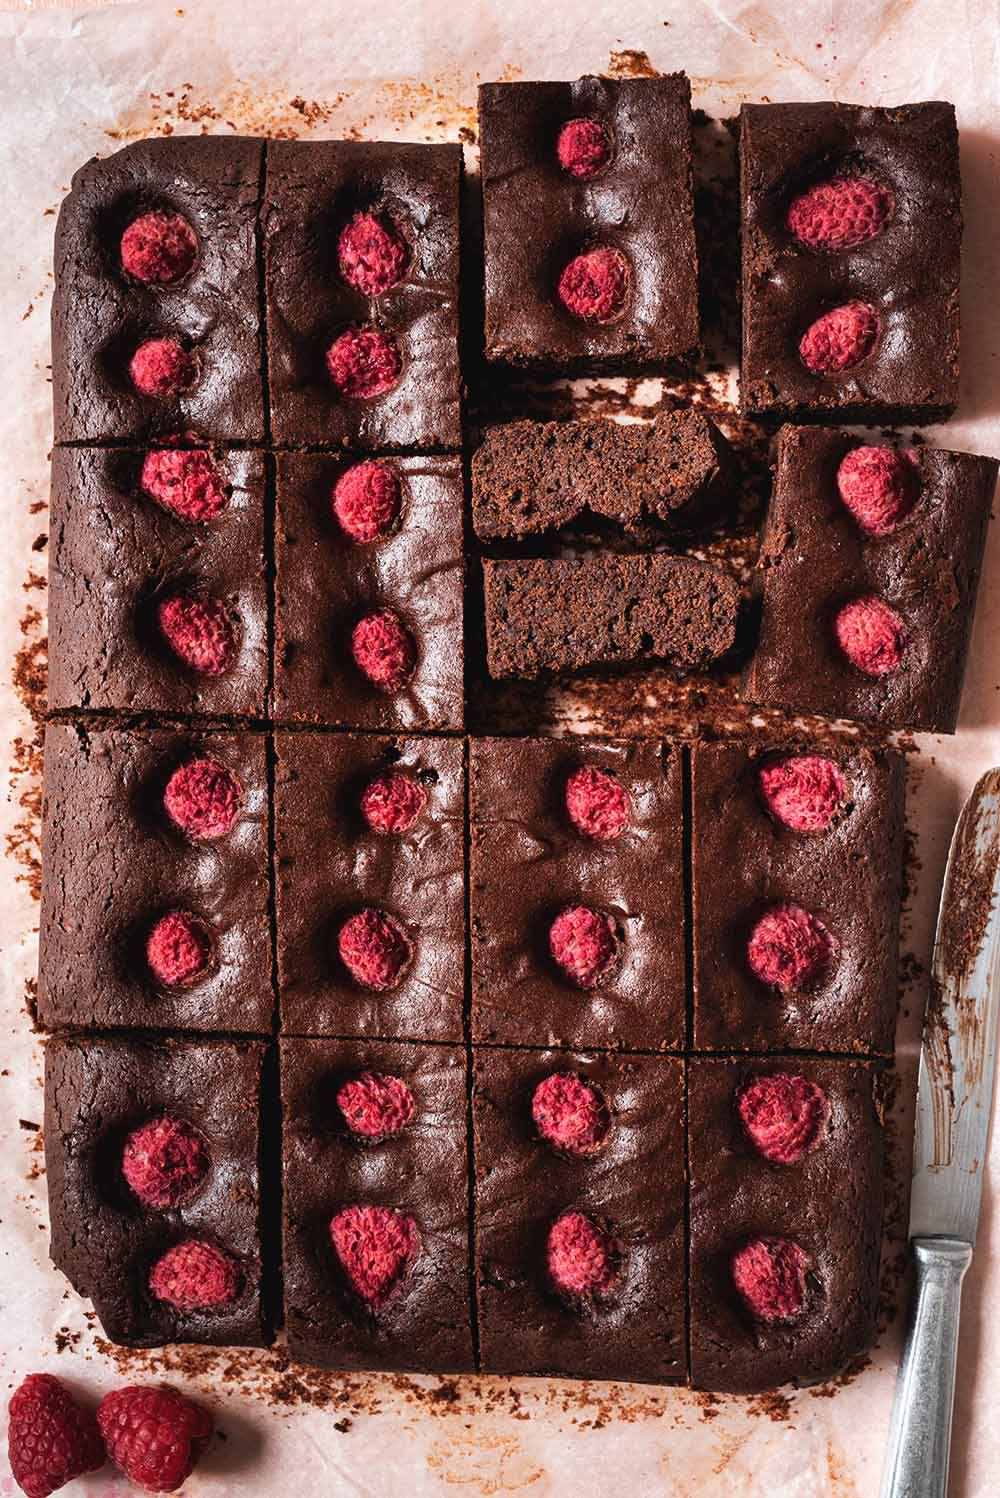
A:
836 446 919 536
332 461 402 543
557 118 611 179
360 769 427 834
140 449 227 523
338 211 409 295
146 911 212 987
7 1374 104 1498
97 1385 213 1493
351 609 416 692
326 326 401 399
737 1073 830 1164
549 905 620 988
122 1115 208 1208
787 176 893 252
121 211 198 284
799 300 879 375
337 1072 416 1139
149 1239 242 1311
747 903 835 992
834 596 905 676
329 1204 421 1307
564 765 631 841
731 1236 811 1321
158 593 237 676
129 338 197 398
163 757 242 840
338 908 412 991
547 1211 620 1298
557 247 630 323
757 755 847 833
532 1073 610 1156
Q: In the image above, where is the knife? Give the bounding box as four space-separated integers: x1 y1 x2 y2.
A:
881 768 1000 1498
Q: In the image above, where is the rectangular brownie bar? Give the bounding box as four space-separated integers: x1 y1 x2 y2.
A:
473 1046 685 1381
739 101 960 422
480 75 698 370
38 724 273 1035
281 1036 473 1373
743 425 998 733
688 1056 885 1392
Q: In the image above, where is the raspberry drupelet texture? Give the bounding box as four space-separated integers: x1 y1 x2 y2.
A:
731 1236 811 1321
338 908 412 991
834 596 906 676
129 338 197 398
360 769 427 834
557 117 612 179
738 1073 830 1164
7 1373 105 1498
757 755 847 833
564 764 632 841
532 1073 610 1156
121 1115 208 1209
158 593 237 676
748 903 835 991
786 176 893 252
149 1239 242 1311
164 758 242 841
326 326 401 399
549 906 620 988
120 211 198 285
351 608 416 692
557 247 630 323
140 449 228 523
836 446 919 536
547 1210 620 1298
337 210 409 295
337 1072 416 1139
146 911 212 988
799 300 880 375
333 461 402 543
329 1204 421 1307
98 1385 213 1494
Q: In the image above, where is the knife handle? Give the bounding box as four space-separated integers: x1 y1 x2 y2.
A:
880 1237 972 1498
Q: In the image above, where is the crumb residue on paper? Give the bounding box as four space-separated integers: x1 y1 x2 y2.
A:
6 729 44 902
606 50 660 78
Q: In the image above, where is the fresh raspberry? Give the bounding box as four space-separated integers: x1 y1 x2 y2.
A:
149 1240 242 1311
146 911 212 988
338 211 409 295
564 765 631 841
532 1073 610 1156
338 908 412 991
557 247 630 323
360 769 427 834
757 755 847 833
7 1374 105 1498
332 461 402 543
158 593 237 676
731 1236 811 1321
834 596 905 676
337 1072 416 1139
557 118 612 179
787 176 893 252
329 1204 421 1307
122 1115 208 1208
549 906 620 988
97 1385 213 1494
121 211 198 285
163 758 242 840
140 449 227 523
326 326 401 399
836 446 919 536
747 903 835 991
738 1073 830 1164
547 1211 619 1298
799 301 879 375
351 609 416 692
129 338 197 398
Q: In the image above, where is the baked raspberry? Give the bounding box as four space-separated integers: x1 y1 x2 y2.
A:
360 769 427 834
7 1373 105 1498
787 176 893 252
146 910 212 987
565 765 631 841
149 1239 242 1310
140 449 227 523
731 1236 811 1321
834 596 905 676
547 1210 619 1298
338 210 409 295
329 1204 421 1307
557 117 612 179
747 903 835 991
836 446 919 536
338 908 412 991
757 755 847 833
532 1073 610 1156
98 1385 213 1494
332 461 402 543
158 592 237 676
129 337 197 398
326 326 401 399
557 247 630 323
738 1073 830 1164
337 1072 416 1139
121 211 198 285
163 757 242 840
122 1115 208 1208
799 300 879 375
351 608 416 692
549 906 620 988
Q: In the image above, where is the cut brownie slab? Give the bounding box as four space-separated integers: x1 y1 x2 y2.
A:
473 1046 685 1381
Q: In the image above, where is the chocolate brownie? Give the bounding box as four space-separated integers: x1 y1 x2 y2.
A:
688 1057 884 1391
45 1035 269 1348
52 136 265 443
740 102 960 422
471 737 684 1049
743 426 998 734
38 724 273 1035
275 733 465 1041
691 741 904 1054
274 452 463 729
473 1046 685 1381
281 1037 473 1373
482 555 739 679
48 446 268 718
263 141 462 449
479 75 698 370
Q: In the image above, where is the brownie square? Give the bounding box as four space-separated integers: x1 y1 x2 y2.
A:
742 426 998 734
263 140 462 449
275 733 465 1041
688 1057 884 1392
739 102 960 422
38 724 273 1035
471 737 684 1049
473 1047 685 1381
479 76 699 370
274 452 463 729
48 446 268 718
691 742 904 1054
281 1037 473 1373
52 137 265 443
44 1035 269 1348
